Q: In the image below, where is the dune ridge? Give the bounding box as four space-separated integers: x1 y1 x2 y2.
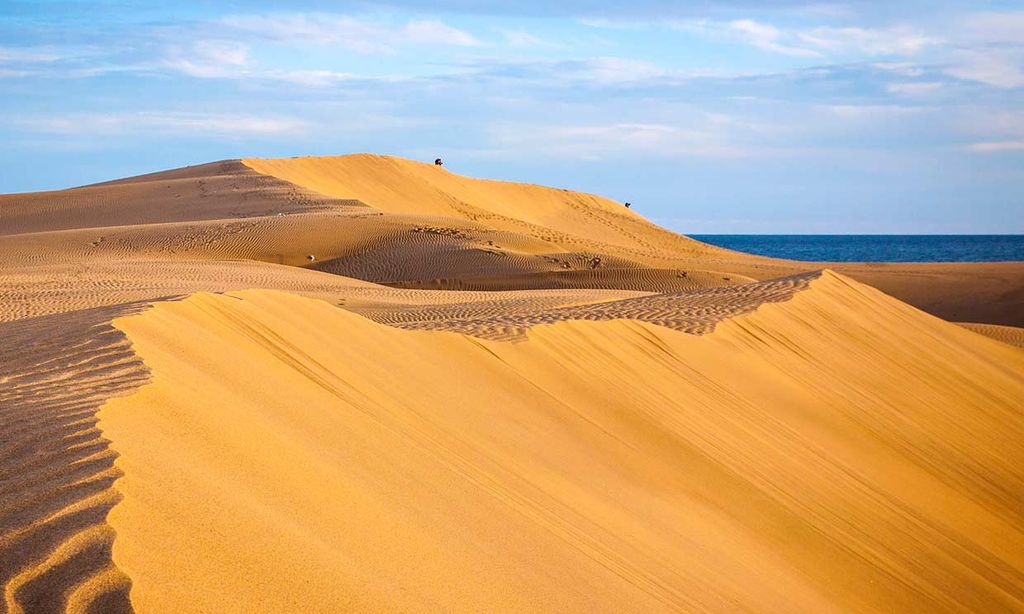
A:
96 271 1024 613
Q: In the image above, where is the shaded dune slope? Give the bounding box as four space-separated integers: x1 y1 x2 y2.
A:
0 160 362 235
0 304 151 614
97 271 1024 613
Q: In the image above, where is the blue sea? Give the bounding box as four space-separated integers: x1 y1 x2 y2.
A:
690 235 1024 263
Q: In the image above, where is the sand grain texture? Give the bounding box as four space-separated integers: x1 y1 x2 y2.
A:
95 272 1024 613
1 154 1023 613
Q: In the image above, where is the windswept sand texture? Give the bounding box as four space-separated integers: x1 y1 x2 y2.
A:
1 154 1023 612
98 273 1024 613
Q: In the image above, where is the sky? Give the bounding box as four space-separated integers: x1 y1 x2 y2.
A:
1 0 1022 233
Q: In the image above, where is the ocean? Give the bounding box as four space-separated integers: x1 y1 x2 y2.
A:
690 235 1024 263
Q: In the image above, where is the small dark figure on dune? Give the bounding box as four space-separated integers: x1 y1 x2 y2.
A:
434 158 444 167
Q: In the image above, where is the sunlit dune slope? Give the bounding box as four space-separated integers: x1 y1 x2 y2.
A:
99 271 1024 613
243 154 726 263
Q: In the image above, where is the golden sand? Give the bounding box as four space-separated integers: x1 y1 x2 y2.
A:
97 272 1024 613
1 155 1022 612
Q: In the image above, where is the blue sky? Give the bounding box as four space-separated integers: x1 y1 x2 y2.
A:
1 1 1022 233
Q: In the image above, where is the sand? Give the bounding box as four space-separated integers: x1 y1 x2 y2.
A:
1 154 1023 613
98 273 1024 613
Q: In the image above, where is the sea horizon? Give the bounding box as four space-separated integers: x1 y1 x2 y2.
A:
691 234 1024 263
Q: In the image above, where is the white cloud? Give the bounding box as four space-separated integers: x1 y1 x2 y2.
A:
939 10 1024 89
945 48 1024 88
261 69 355 87
15 112 309 136
676 19 935 59
220 14 480 53
163 40 250 78
825 105 924 120
403 19 480 46
873 62 926 77
961 11 1024 45
574 57 669 83
160 40 358 85
729 19 822 57
965 140 1024 153
501 30 549 47
489 120 750 160
0 46 71 77
576 17 646 30
0 46 65 63
798 25 936 55
886 82 943 95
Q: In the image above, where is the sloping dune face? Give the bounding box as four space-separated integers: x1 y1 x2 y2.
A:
98 271 1024 613
240 155 1024 325
243 155 704 253
242 155 737 263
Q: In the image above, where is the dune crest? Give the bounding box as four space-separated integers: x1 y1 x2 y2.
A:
97 271 1024 613
242 155 683 254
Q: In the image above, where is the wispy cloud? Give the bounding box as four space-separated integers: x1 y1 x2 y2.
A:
965 140 1024 153
825 104 925 119
727 19 823 57
500 29 551 48
219 14 480 53
676 19 936 59
0 46 66 63
938 10 1024 89
159 39 360 85
0 45 81 78
886 81 942 95
487 119 752 160
960 11 1024 45
15 112 309 136
795 25 936 56
944 48 1024 89
163 40 250 78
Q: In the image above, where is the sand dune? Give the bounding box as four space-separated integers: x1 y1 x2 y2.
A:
242 155 734 264
95 272 1024 613
4 155 1021 323
1 154 1023 612
246 155 1024 325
